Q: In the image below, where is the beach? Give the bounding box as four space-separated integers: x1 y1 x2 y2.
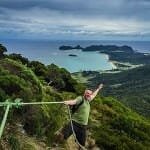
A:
101 53 117 70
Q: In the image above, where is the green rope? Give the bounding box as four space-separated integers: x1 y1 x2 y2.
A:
0 101 64 107
14 98 22 108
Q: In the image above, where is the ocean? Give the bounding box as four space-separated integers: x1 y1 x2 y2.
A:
1 39 150 72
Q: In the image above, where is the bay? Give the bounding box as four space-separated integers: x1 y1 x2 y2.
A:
1 39 150 72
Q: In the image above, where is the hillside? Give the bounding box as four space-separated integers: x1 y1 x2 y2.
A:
0 44 150 150
90 97 150 150
0 57 70 149
74 65 150 118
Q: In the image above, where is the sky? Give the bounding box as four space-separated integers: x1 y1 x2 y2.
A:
0 0 150 40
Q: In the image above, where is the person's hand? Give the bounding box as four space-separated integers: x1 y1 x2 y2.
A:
64 101 70 105
98 83 103 89
64 100 76 105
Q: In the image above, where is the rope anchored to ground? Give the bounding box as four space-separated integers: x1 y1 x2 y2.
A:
0 99 86 150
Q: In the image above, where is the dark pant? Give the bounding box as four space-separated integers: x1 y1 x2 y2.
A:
56 121 87 146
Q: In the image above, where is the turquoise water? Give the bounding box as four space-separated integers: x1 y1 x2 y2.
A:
48 50 113 72
1 39 150 72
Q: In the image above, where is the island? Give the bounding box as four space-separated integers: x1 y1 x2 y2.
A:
82 45 150 65
59 44 150 69
59 45 83 50
68 54 78 57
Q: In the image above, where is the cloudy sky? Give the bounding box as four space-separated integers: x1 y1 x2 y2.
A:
0 0 150 40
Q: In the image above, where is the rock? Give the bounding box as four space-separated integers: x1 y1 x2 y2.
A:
68 54 78 57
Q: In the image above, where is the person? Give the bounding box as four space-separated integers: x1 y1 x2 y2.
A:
54 84 103 149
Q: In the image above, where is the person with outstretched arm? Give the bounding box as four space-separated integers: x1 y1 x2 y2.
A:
53 84 103 149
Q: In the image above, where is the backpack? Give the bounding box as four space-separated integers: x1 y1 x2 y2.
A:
70 97 84 114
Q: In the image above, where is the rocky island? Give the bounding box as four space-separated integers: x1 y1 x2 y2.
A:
59 45 83 50
68 54 78 57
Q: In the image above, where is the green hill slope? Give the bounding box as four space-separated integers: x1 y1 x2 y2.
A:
0 57 67 149
90 97 150 150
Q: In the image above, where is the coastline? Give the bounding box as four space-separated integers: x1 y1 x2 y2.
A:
100 53 117 70
99 53 142 71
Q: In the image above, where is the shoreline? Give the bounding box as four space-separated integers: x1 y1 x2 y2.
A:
100 53 117 70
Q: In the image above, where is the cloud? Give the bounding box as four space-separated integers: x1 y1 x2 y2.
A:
0 0 150 40
1 0 150 20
